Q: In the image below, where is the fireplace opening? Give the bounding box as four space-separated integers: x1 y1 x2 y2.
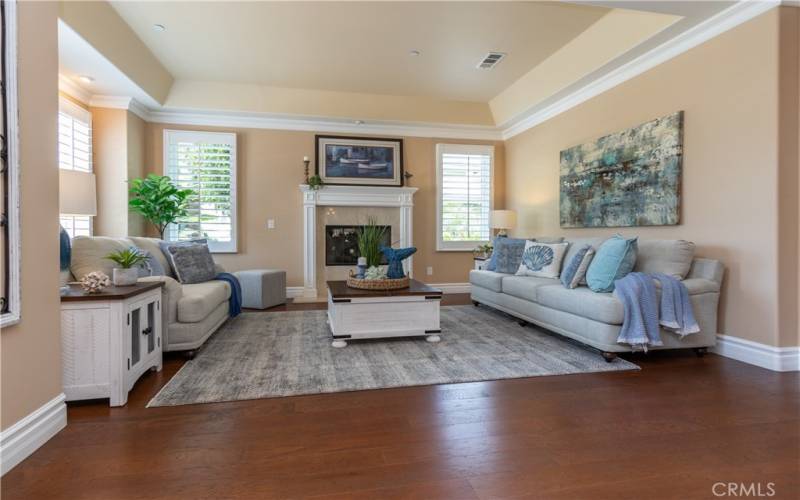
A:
325 225 391 266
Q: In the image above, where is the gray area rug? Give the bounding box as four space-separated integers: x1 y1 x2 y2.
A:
148 305 638 407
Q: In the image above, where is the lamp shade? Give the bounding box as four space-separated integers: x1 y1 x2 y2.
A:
59 170 97 216
490 210 517 230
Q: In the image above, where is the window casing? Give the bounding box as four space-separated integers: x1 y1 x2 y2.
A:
58 97 93 238
436 144 493 251
164 130 238 253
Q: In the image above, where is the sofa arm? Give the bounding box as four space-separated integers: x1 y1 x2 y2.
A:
687 258 724 287
138 276 182 349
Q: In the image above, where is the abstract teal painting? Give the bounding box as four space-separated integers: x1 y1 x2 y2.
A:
560 111 683 228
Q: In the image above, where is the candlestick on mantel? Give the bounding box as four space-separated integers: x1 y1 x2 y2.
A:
303 156 310 183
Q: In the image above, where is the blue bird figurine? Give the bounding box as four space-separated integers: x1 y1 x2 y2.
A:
380 246 417 279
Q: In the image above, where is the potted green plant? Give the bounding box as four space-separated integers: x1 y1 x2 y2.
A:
355 218 387 269
105 248 149 286
128 174 195 240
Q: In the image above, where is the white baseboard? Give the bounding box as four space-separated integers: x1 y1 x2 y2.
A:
427 283 471 294
1 393 67 475
286 286 304 298
713 335 800 372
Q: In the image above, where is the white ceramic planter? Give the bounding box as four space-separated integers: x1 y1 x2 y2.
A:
113 268 138 286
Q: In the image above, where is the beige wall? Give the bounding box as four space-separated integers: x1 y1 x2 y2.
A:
778 6 800 348
504 9 796 348
144 124 504 288
1 1 62 429
91 107 147 237
127 112 146 236
91 107 128 237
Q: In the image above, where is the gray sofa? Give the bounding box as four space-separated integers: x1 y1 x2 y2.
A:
470 237 724 360
70 236 230 353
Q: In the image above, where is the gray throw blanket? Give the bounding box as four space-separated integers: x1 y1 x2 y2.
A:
614 272 699 351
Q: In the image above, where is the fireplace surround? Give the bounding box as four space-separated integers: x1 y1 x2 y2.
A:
300 184 418 298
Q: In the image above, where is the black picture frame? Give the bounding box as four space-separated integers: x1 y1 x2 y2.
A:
315 135 404 187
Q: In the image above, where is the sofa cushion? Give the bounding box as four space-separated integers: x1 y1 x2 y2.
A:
563 237 605 268
487 237 527 273
586 235 638 293
560 245 594 289
177 280 231 323
536 285 624 325
70 236 130 280
501 276 560 302
516 241 569 278
634 240 696 279
164 241 217 284
469 270 508 293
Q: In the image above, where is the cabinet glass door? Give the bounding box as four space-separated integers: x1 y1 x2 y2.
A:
146 301 156 354
130 307 141 367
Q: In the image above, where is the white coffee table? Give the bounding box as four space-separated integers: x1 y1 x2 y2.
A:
326 279 443 348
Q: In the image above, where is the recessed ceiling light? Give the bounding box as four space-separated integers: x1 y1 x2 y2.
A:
78 75 94 83
409 49 421 57
153 24 166 32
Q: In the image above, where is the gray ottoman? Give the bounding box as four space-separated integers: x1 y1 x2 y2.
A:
234 269 287 309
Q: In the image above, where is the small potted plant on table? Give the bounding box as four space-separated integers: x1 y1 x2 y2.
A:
105 248 149 286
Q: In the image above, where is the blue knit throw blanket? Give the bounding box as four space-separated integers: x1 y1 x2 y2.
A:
215 272 242 317
614 272 700 351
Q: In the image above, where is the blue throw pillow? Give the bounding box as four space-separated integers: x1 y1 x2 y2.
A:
586 236 638 292
129 246 165 278
489 237 528 274
560 244 594 289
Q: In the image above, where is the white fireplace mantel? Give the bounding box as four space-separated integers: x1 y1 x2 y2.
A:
299 184 418 298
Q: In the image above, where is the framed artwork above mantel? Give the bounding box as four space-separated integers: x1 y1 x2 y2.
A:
315 135 404 187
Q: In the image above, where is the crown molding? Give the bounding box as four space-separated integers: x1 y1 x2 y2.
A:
87 95 151 121
58 74 91 105
499 0 781 140
147 108 502 140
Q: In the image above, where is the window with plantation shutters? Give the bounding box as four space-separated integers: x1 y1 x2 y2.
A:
164 130 238 253
58 97 93 238
436 144 493 251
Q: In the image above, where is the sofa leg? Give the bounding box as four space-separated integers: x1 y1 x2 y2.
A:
518 320 528 327
472 300 480 307
693 347 708 358
185 349 198 360
601 352 617 363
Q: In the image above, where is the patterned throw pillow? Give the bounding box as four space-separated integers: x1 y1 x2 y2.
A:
163 240 216 284
159 239 208 276
515 241 569 279
488 237 528 274
560 245 595 289
586 235 638 293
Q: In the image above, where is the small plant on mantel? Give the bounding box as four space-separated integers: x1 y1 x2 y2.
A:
307 174 325 190
128 174 195 239
355 217 387 267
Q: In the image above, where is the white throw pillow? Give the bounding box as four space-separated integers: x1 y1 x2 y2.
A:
515 241 569 279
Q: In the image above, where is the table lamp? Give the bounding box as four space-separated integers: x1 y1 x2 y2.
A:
490 210 516 237
59 170 97 290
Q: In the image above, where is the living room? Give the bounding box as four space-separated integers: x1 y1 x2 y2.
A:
1 1 799 498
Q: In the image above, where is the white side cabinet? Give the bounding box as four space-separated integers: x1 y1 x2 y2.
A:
61 282 163 407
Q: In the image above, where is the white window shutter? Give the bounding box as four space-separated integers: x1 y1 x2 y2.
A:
436 144 493 251
164 130 238 253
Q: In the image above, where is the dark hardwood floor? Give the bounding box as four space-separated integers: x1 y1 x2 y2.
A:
3 294 798 499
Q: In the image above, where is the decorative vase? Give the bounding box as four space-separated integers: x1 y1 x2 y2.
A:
113 268 138 286
356 257 367 279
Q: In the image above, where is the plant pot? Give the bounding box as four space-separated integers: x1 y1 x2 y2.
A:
113 268 138 286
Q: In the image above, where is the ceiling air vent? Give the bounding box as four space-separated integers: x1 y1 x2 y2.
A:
476 52 506 70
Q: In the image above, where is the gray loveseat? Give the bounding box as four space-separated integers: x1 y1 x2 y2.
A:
70 236 230 353
470 237 724 360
